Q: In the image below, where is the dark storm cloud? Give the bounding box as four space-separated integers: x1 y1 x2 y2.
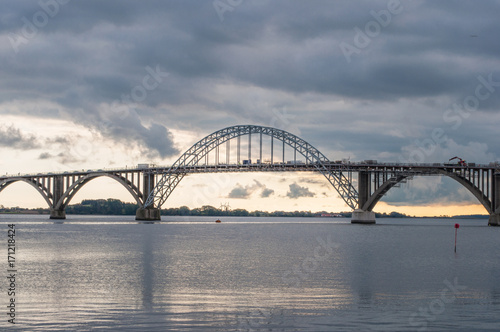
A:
2 1 496 97
1 0 500 165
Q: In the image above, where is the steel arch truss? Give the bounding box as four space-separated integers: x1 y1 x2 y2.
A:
145 125 358 209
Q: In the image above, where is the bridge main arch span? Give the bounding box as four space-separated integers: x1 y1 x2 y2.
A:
138 125 359 220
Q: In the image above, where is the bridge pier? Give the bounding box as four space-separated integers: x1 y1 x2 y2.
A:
50 176 66 219
50 209 66 219
351 209 376 224
136 172 161 221
488 173 500 226
351 171 376 224
136 207 161 221
488 214 500 226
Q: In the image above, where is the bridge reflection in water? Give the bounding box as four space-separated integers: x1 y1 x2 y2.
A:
1 125 499 226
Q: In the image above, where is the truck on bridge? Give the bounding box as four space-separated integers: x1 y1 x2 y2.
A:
445 156 468 167
137 163 157 169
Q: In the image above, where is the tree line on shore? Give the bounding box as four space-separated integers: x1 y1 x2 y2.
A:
0 198 414 218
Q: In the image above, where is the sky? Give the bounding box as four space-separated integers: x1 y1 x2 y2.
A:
1 0 500 216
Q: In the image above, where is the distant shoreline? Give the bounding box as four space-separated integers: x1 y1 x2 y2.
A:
0 199 489 219
0 211 489 219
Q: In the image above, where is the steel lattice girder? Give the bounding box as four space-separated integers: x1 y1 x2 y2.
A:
145 125 359 209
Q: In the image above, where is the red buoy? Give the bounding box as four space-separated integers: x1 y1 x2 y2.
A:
455 223 460 229
454 223 460 252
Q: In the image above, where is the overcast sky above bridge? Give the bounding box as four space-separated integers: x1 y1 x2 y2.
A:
1 0 499 215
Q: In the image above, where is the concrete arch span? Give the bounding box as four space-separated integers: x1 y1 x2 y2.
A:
360 169 493 215
55 173 143 211
1 173 143 219
0 178 53 208
360 174 410 212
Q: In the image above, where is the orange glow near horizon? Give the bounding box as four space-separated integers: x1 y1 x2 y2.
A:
374 201 487 217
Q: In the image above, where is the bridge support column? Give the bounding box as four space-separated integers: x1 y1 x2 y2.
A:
488 214 500 226
50 209 66 219
489 173 500 226
50 176 66 219
136 171 160 221
351 171 376 224
351 209 376 224
136 207 161 221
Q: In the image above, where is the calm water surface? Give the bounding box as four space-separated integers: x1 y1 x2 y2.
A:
1 215 499 331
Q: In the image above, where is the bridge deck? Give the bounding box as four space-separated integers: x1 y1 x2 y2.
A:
1 162 498 180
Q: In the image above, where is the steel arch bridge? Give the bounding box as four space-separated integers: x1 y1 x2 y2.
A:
143 124 358 211
1 124 500 225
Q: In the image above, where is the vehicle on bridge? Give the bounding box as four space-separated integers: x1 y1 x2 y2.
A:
138 163 157 169
445 156 467 167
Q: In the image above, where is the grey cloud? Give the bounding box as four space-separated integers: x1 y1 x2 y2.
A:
3 1 499 105
38 152 52 159
46 136 71 145
286 183 315 199
383 177 478 207
94 108 179 158
141 123 178 158
57 151 80 165
260 187 275 198
0 8 492 94
1 1 140 35
0 125 40 149
227 180 274 199
227 184 251 199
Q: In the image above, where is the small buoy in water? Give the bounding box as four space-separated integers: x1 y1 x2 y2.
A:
454 223 460 253
215 219 221 223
